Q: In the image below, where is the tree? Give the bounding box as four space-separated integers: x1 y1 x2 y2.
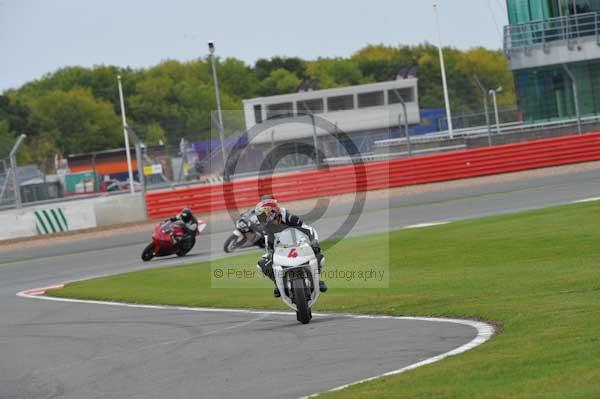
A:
129 75 180 128
409 45 474 112
18 65 144 118
0 94 31 135
352 44 401 62
144 122 166 145
25 88 122 155
415 50 445 109
26 133 60 173
305 58 368 89
258 68 301 96
352 44 399 82
19 66 92 97
254 57 306 81
0 120 31 165
456 47 516 108
218 58 259 99
0 119 14 158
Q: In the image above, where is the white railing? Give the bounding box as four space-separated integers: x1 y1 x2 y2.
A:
374 114 600 148
504 12 600 54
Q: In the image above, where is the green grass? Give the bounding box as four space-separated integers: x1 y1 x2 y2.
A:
50 202 600 398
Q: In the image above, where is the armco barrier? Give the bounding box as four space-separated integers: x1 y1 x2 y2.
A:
145 132 600 219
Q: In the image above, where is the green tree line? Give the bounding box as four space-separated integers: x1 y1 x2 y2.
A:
0 43 515 169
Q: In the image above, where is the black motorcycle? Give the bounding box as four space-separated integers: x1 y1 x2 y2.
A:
223 210 265 253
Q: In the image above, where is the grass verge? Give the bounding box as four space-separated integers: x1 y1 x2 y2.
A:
50 202 600 398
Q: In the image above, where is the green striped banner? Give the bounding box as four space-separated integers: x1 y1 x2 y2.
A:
200 175 224 184
34 208 69 235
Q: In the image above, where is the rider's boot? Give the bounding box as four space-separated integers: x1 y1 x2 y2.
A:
315 251 327 293
319 280 328 292
258 254 280 297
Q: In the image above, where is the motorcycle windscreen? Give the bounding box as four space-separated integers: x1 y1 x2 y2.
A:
274 228 311 248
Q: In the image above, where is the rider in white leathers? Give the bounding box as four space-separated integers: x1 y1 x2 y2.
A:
254 199 327 298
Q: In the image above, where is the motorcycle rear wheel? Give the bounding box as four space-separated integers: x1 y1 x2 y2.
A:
292 277 312 324
177 237 194 257
141 243 155 262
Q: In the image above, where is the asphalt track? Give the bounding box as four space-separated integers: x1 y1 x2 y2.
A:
1 166 599 398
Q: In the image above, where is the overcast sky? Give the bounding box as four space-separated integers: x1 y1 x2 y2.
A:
0 0 508 92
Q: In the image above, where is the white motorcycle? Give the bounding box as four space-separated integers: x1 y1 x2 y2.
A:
268 226 321 324
223 210 265 253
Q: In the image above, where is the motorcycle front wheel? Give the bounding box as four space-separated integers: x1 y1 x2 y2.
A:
141 243 155 262
224 234 245 253
292 277 312 324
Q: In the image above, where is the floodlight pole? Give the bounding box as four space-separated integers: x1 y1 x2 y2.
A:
9 134 26 208
117 75 135 194
299 102 321 167
434 3 454 139
310 114 321 166
0 162 9 202
125 126 148 218
489 87 503 136
473 75 493 146
208 41 228 169
563 64 582 135
394 90 411 156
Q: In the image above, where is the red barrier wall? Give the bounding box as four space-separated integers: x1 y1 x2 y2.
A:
146 132 600 219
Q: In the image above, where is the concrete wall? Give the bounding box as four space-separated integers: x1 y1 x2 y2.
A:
93 194 146 226
507 34 600 71
0 212 38 241
0 193 147 241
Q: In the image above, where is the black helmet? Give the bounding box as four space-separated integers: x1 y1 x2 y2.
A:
180 208 193 223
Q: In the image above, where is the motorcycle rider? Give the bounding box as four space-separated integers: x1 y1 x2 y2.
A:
168 207 198 249
254 198 327 298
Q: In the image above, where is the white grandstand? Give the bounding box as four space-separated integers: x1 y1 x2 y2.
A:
242 78 420 144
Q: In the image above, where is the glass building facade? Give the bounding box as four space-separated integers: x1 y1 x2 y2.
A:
515 60 600 121
508 0 600 24
506 0 600 122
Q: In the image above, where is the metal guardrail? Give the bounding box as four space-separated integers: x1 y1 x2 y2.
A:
504 12 600 53
374 114 600 148
323 145 467 165
439 107 520 132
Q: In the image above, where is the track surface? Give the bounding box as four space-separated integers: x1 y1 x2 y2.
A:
1 167 599 398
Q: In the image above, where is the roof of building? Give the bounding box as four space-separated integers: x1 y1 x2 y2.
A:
242 78 418 105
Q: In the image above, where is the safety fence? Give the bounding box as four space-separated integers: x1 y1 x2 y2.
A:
145 131 600 219
0 158 15 208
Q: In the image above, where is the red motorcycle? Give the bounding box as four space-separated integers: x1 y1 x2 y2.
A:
141 219 207 262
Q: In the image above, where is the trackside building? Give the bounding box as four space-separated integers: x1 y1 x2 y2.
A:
504 0 600 122
241 79 420 151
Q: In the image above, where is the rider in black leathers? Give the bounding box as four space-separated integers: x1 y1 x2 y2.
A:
168 208 198 251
